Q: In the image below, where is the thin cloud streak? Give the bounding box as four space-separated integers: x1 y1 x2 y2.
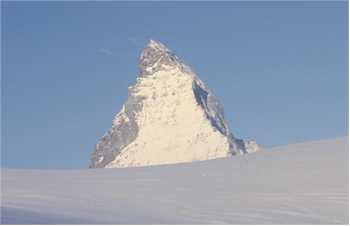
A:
97 48 114 56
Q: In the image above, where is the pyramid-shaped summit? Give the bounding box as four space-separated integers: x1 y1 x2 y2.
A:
90 40 259 168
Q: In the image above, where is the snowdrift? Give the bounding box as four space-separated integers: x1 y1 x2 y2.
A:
1 137 348 224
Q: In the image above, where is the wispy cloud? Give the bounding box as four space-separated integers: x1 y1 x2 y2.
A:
128 37 144 47
97 48 114 56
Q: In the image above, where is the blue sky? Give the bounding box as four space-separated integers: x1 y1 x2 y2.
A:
2 2 348 169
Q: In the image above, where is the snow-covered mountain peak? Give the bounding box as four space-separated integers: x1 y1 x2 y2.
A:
90 40 259 168
147 39 170 52
139 39 183 75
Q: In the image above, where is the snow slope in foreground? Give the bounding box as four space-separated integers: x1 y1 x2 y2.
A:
1 137 348 224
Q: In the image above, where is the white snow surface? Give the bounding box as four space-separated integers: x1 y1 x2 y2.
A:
1 137 348 224
106 68 232 168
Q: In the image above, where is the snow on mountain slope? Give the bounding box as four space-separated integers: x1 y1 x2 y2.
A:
90 39 258 168
1 137 348 224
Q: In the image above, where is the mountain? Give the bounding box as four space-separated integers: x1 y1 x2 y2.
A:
90 39 259 168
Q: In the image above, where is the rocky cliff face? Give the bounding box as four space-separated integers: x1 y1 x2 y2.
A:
90 40 259 168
